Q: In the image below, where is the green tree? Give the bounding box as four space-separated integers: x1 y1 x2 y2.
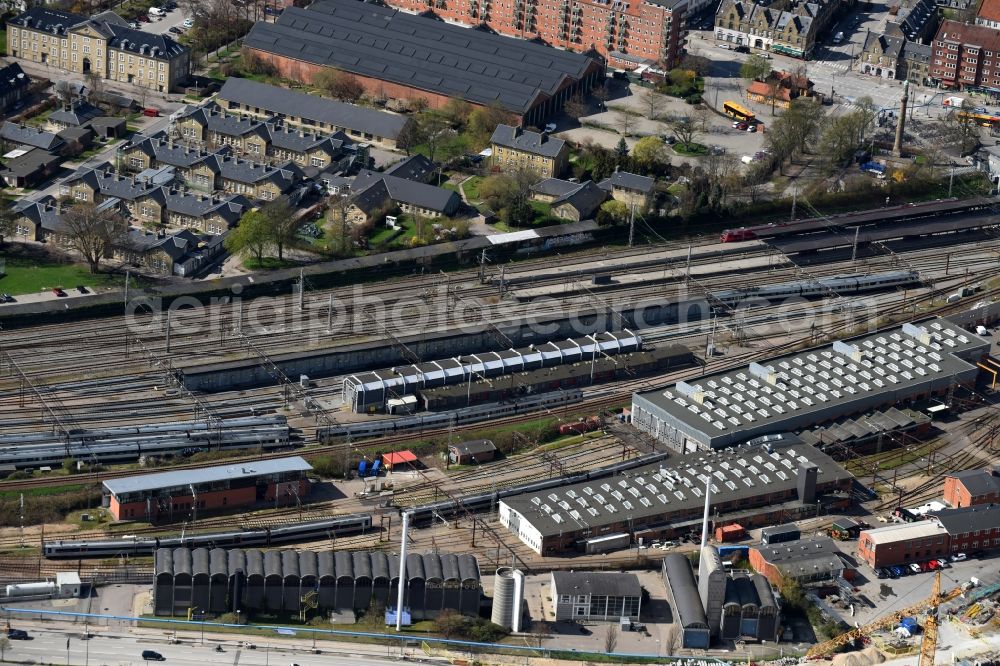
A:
479 174 518 210
62 457 76 474
225 210 271 265
418 113 452 163
259 197 297 260
502 196 534 228
631 135 667 170
614 136 630 168
598 199 628 225
740 54 772 83
819 112 867 167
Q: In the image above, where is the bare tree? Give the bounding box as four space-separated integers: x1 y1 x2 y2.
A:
604 625 618 654
592 82 610 111
260 197 297 260
563 91 588 120
643 87 664 121
668 110 706 150
616 109 634 137
419 114 452 163
54 81 76 108
313 69 365 102
663 625 683 655
61 203 126 273
0 200 14 244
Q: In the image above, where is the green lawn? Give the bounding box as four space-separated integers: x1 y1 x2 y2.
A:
0 258 125 296
530 200 552 216
462 176 486 202
672 142 708 156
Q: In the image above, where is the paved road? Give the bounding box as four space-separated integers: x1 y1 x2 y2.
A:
6 624 419 666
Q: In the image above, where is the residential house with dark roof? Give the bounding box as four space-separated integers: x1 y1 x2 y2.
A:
172 107 368 172
214 77 413 149
599 170 656 210
550 571 642 622
885 0 938 43
159 191 250 235
384 154 437 184
0 62 30 113
550 180 607 221
0 147 61 187
858 31 931 84
345 169 461 225
490 125 569 178
47 100 102 130
6 7 191 92
944 469 1000 507
530 178 582 203
10 196 61 241
215 155 303 201
2 122 64 152
933 503 1000 556
242 0 604 126
60 162 156 215
115 227 225 276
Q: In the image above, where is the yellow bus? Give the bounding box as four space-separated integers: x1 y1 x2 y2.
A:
723 100 756 122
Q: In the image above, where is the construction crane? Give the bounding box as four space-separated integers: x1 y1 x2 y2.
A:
806 571 964 660
918 571 944 666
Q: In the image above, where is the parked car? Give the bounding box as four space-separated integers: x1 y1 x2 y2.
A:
887 566 901 578
543 122 557 133
0 293 13 303
747 124 758 132
7 629 29 640
936 559 950 568
182 17 194 27
874 568 888 579
264 6 282 14
75 285 88 294
735 121 748 130
909 563 922 573
926 560 939 570
891 565 907 577
168 26 183 33
142 650 165 661
143 107 161 117
52 287 66 297
719 43 731 49
130 21 140 27
148 6 165 15
734 45 750 53
136 14 149 21
952 553 968 562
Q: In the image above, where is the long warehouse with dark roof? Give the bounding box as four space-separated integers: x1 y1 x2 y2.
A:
154 548 481 618
498 435 854 554
242 0 604 125
632 318 989 451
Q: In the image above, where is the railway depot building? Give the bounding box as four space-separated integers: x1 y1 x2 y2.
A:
103 457 312 522
632 318 989 452
154 548 481 618
499 435 853 555
943 468 1000 507
242 0 604 126
858 503 1000 567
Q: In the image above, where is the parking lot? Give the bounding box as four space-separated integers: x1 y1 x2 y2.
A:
134 4 191 37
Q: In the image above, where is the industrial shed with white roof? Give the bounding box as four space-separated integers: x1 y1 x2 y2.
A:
632 318 988 451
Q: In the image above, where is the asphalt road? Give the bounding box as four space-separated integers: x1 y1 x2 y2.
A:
5 625 417 666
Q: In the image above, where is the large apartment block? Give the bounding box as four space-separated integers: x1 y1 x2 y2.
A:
382 0 687 70
7 8 189 92
714 0 839 59
930 19 1000 90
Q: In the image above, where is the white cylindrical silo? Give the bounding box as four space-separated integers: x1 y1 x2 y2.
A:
491 567 524 631
5 581 56 597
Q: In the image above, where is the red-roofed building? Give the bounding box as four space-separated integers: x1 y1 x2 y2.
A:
382 450 417 469
746 71 815 109
977 0 1000 30
930 20 1000 90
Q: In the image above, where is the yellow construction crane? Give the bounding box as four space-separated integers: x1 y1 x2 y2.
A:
806 571 964 660
918 572 944 666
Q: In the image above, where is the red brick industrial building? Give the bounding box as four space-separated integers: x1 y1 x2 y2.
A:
943 469 1000 508
930 20 1000 90
243 0 605 126
103 456 312 522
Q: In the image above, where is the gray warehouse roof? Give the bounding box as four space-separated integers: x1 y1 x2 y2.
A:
551 571 642 598
633 318 989 449
104 456 312 496
242 0 599 116
752 536 845 579
663 554 708 629
216 77 409 141
500 436 852 538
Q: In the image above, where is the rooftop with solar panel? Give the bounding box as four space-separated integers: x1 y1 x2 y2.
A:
631 318 989 450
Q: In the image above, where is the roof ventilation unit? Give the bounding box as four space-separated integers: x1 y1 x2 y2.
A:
902 322 932 346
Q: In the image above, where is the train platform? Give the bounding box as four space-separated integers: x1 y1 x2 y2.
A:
769 214 1000 254
501 239 766 285
510 253 787 301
